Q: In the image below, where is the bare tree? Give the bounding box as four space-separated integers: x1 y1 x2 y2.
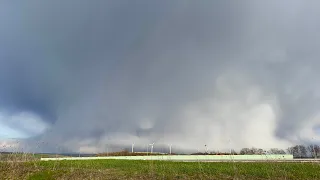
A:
307 144 320 158
287 147 294 154
256 148 265 155
240 147 265 155
249 147 257 155
240 148 251 155
287 145 307 158
269 148 286 154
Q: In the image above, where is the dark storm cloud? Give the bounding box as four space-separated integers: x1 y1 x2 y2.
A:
1 0 320 153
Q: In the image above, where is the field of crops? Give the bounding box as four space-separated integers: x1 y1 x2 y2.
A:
1 159 320 180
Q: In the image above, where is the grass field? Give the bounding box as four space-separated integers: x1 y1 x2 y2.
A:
1 159 320 180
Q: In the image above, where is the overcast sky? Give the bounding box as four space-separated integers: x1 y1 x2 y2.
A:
1 0 320 153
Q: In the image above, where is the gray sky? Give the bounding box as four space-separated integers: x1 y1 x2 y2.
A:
1 0 320 153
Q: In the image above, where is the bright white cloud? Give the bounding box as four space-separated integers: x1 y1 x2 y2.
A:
0 124 27 139
0 111 49 138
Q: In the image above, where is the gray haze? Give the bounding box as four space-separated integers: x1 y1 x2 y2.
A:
1 0 320 153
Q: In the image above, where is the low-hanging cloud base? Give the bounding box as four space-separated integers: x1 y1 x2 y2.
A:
1 0 320 153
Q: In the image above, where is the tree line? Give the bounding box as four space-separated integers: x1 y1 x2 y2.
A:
238 144 319 158
190 144 319 158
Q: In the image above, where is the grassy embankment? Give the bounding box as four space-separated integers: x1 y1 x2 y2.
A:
1 158 320 180
0 152 69 161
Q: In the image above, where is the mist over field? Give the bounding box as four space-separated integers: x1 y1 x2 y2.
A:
1 0 320 153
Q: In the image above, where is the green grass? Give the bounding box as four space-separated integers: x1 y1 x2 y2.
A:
1 159 320 179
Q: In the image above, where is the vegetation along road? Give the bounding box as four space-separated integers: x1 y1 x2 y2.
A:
1 159 320 180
